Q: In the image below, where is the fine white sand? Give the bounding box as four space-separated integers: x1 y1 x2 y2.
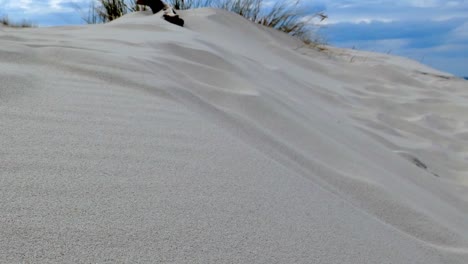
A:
1 8 467 263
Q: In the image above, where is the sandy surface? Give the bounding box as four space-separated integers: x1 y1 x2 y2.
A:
1 8 467 263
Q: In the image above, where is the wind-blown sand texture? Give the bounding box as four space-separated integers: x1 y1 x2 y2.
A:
1 9 468 263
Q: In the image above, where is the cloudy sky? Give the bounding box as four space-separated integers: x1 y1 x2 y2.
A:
1 0 467 76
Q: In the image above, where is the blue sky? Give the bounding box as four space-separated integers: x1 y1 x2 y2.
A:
311 0 468 77
1 0 467 77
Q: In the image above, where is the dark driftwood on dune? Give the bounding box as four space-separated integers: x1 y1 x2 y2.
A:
137 0 184 27
163 13 184 27
137 0 165 13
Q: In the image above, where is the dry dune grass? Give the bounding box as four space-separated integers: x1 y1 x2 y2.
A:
84 0 325 43
1 16 35 28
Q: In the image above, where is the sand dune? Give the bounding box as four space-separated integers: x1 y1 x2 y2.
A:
1 8 467 263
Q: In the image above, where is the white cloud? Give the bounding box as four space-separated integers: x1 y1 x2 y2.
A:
324 17 394 25
452 22 468 38
407 0 440 8
0 0 89 14
4 0 32 10
49 0 66 10
317 0 468 24
48 0 88 11
446 1 461 7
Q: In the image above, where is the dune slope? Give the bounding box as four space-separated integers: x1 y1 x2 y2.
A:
1 9 467 263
